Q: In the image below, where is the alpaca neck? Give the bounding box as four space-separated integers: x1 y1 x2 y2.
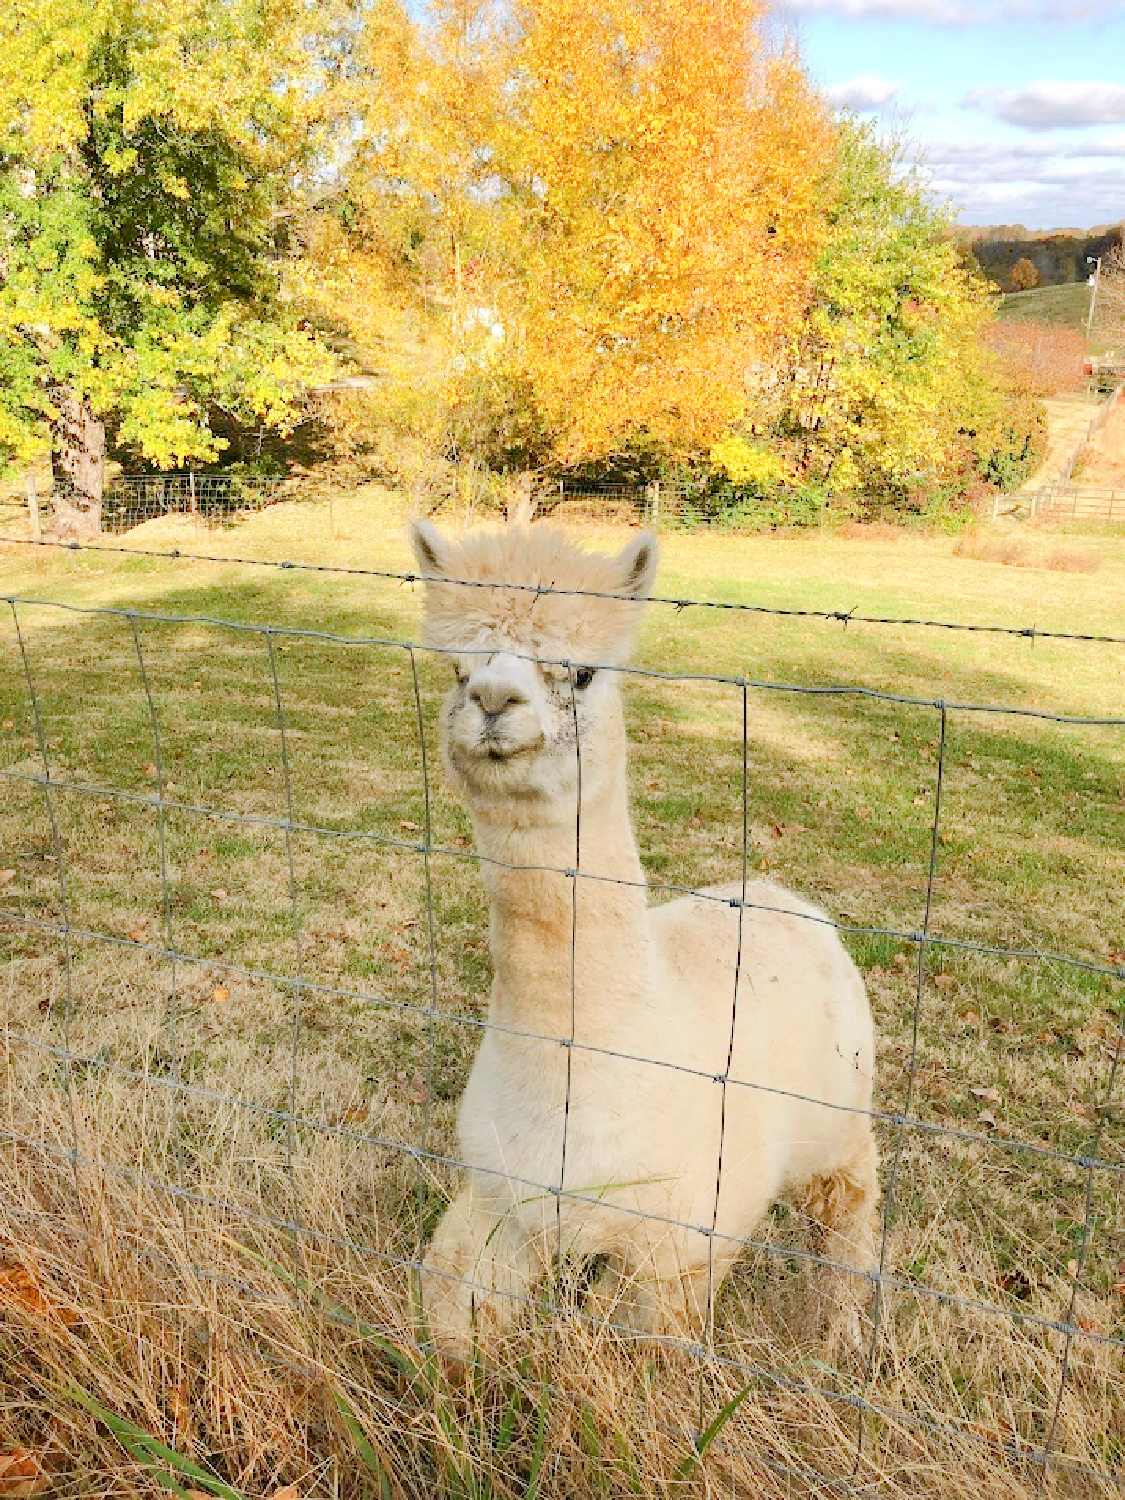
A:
472 770 649 1041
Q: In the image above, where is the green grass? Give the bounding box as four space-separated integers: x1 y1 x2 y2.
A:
0 492 1123 1496
999 281 1093 333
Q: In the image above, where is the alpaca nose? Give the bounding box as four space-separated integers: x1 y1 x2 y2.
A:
469 671 529 717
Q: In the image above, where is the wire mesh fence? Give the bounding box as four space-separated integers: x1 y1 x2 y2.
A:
2 471 289 538
0 534 1123 1495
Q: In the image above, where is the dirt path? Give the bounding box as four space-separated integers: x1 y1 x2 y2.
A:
1076 394 1125 485
1017 394 1100 492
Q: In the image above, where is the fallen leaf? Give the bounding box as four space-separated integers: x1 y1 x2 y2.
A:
127 928 147 944
892 953 909 969
961 1010 981 1027
208 888 228 902
977 1110 998 1129
1067 1259 1080 1279
971 1086 1002 1104
269 1486 303 1500
210 985 230 1003
142 762 157 777
0 1451 48 1497
933 974 954 991
400 819 421 831
912 794 926 806
0 870 15 888
0 1265 80 1329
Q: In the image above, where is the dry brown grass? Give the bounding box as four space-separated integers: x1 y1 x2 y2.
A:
0 498 1122 1497
838 521 909 542
952 534 1101 573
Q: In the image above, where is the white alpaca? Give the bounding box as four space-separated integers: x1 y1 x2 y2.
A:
411 516 879 1361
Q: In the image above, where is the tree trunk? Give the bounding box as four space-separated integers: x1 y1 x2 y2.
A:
50 386 105 538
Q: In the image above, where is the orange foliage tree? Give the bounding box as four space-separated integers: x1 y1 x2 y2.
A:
1007 256 1039 292
337 0 831 469
492 0 831 463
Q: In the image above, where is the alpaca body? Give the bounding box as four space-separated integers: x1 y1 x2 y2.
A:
409 517 879 1359
444 882 874 1330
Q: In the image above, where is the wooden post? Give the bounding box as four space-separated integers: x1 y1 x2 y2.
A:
651 480 661 524
189 470 198 517
25 474 41 541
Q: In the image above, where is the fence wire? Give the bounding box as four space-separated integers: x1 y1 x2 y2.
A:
4 530 1125 646
0 572 1122 1494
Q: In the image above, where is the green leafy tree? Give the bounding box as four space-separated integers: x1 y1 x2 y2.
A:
782 120 1012 510
0 0 336 534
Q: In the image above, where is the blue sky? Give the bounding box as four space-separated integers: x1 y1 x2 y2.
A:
776 0 1125 228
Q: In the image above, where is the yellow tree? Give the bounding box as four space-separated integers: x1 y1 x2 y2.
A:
335 0 830 469
0 0 337 534
493 0 831 463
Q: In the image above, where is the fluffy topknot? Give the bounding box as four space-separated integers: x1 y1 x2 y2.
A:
410 519 659 667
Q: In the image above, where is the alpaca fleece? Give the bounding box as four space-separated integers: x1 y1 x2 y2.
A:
411 516 880 1361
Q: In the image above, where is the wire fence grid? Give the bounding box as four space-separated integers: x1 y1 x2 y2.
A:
0 548 1123 1493
9 471 289 537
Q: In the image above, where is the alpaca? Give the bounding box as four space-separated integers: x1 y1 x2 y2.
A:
410 516 880 1362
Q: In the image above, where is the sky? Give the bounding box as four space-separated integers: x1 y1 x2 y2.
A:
776 0 1125 230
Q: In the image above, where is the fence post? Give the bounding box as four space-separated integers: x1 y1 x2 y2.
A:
189 471 198 519
25 474 42 541
651 480 661 525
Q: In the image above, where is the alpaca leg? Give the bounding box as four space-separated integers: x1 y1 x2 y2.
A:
797 1129 881 1353
421 1185 543 1366
588 1234 731 1342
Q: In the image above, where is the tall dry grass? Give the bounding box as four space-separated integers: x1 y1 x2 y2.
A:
1 1046 1121 1499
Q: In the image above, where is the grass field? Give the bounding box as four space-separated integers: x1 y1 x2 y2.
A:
999 283 1094 335
0 491 1123 1498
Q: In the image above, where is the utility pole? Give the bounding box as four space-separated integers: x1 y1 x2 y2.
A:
1085 255 1102 342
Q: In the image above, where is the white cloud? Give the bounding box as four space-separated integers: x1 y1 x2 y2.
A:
826 73 902 110
781 0 976 20
778 0 1123 20
970 81 1125 129
914 133 1125 226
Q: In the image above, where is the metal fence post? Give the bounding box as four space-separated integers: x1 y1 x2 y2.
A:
25 474 41 541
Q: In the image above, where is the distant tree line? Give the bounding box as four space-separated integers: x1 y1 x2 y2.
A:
956 225 1124 294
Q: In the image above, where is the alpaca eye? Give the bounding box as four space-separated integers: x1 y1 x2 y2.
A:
573 667 595 690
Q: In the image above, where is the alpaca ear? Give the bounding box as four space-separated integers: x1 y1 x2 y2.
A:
410 518 450 579
614 531 659 599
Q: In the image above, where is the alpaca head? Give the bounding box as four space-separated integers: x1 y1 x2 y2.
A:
410 518 658 821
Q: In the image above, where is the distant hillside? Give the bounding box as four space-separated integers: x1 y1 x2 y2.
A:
957 223 1123 293
997 282 1092 333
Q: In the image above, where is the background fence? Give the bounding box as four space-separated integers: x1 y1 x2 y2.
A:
1015 380 1125 522
0 538 1122 1496
9 471 288 538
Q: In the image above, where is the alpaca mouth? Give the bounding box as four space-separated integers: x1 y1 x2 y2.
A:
475 729 543 764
